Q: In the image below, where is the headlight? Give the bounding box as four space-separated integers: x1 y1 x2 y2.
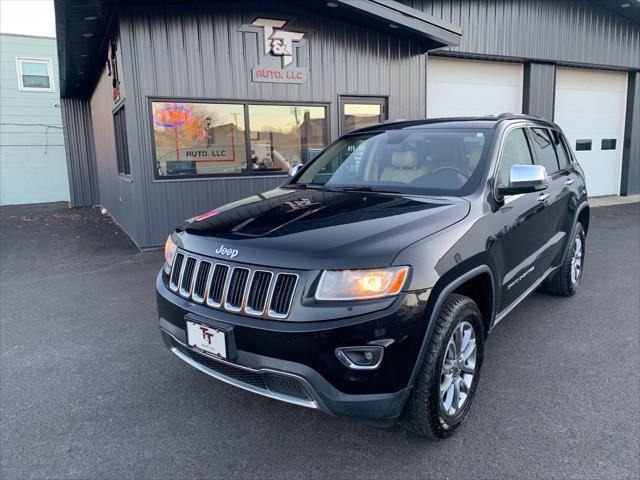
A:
315 266 410 301
164 235 177 268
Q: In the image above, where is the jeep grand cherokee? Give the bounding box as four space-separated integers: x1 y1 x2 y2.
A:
157 114 589 439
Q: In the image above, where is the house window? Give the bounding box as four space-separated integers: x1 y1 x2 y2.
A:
114 105 131 176
16 57 54 91
150 100 328 179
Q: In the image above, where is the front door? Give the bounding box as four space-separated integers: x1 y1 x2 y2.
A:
490 127 556 311
339 96 387 134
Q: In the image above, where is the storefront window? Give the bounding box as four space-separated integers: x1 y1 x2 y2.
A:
248 104 327 171
152 101 246 177
151 101 327 178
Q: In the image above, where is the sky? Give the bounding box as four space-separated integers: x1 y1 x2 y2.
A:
0 0 56 37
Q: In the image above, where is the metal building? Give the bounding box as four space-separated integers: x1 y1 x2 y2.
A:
55 0 640 249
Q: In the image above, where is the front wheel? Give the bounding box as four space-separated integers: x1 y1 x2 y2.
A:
403 294 485 439
543 223 586 296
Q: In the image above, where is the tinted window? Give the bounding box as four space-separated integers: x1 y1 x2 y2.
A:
551 130 570 168
295 129 491 195
601 138 617 150
496 129 533 187
530 128 559 174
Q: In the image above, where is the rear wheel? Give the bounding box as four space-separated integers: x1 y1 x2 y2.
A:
403 294 485 439
543 223 585 296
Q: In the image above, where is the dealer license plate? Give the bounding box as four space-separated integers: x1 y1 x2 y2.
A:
186 320 227 359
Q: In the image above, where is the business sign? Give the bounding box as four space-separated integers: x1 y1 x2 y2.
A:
240 17 309 84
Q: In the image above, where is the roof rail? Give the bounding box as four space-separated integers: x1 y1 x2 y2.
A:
495 112 552 122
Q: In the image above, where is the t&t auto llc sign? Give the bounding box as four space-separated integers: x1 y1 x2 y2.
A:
240 17 309 84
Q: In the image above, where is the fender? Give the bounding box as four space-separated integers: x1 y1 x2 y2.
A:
406 264 496 389
560 200 590 261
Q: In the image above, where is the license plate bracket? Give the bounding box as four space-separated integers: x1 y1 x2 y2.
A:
184 313 237 362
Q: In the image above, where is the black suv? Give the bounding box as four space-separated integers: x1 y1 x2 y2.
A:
157 115 589 439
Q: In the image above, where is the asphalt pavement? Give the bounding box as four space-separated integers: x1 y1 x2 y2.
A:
1 201 639 479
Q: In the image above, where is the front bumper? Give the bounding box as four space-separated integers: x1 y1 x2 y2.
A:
157 271 430 421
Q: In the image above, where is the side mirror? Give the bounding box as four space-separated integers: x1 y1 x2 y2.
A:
288 163 303 177
499 164 549 196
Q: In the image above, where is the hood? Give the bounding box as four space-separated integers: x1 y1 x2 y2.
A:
175 187 469 270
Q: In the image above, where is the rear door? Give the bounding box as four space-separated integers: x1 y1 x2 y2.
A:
526 127 573 270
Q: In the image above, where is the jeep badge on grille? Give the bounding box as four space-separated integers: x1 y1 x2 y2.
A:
215 245 239 259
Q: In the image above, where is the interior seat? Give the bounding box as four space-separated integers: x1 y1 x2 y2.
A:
379 151 427 183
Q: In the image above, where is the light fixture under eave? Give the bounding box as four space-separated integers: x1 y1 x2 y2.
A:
78 54 88 58
82 33 94 38
389 23 399 29
620 2 630 7
326 2 338 7
84 15 98 20
77 71 85 75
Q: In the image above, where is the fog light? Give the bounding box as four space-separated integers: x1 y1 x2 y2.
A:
335 346 384 370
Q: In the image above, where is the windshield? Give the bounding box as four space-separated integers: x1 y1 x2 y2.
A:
292 128 492 195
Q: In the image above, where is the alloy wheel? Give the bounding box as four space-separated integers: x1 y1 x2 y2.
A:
571 235 583 285
439 321 477 417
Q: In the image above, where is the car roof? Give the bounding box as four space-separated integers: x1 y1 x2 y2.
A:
348 114 561 134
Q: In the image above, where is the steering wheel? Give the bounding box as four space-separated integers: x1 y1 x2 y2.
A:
430 166 470 180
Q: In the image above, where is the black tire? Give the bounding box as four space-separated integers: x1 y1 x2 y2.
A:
543 223 585 297
403 294 485 439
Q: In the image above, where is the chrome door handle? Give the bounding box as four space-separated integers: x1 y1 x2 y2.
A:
565 178 575 185
537 193 550 202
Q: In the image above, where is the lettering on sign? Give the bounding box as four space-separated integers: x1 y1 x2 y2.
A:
239 17 310 84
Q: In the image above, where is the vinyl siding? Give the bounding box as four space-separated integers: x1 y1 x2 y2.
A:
0 34 69 205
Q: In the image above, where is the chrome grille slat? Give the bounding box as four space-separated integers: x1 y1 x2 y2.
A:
192 261 211 303
245 270 273 315
179 257 198 298
206 264 229 308
170 249 297 318
224 267 250 312
269 273 299 318
169 253 185 291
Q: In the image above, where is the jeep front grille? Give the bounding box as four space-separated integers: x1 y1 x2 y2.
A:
169 250 298 319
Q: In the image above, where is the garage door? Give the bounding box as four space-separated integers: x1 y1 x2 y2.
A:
554 68 628 197
427 57 523 118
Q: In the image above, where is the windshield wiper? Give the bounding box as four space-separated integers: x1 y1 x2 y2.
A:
285 183 328 190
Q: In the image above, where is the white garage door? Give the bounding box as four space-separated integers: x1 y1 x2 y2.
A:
427 57 523 118
554 68 628 197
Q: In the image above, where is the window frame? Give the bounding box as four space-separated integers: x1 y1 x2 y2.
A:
526 127 562 176
492 125 535 199
15 57 55 92
549 129 573 170
338 95 389 135
148 97 331 181
113 102 131 178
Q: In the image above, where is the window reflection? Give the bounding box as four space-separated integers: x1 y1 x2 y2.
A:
248 105 327 172
343 103 382 132
151 101 328 178
152 102 246 177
